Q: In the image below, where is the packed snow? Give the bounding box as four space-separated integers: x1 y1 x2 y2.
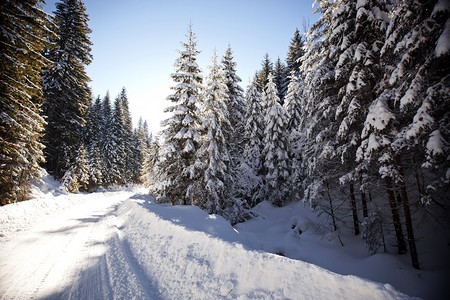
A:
1 176 448 299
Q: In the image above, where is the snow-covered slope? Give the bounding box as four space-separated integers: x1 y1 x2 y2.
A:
0 178 445 299
116 197 409 299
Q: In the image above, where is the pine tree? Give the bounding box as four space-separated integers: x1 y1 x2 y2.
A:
109 95 127 185
85 96 103 189
135 118 149 184
61 142 89 192
242 80 264 206
273 57 289 105
42 0 92 183
200 52 239 220
284 71 303 132
284 71 304 201
221 46 246 159
117 88 135 183
256 53 273 91
358 0 450 269
298 0 343 230
156 25 203 205
286 28 305 78
221 45 248 203
100 92 114 186
330 0 393 237
0 0 55 205
262 74 291 206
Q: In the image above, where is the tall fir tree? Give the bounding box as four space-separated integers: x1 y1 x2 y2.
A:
85 96 103 189
109 95 127 185
100 92 114 186
221 45 248 203
221 46 246 159
156 25 203 205
200 52 239 221
42 0 92 182
357 0 449 269
256 53 273 91
262 74 291 206
242 80 264 206
117 88 135 183
286 28 305 78
0 0 55 205
273 57 289 105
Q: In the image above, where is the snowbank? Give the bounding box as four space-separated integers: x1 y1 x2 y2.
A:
117 197 410 299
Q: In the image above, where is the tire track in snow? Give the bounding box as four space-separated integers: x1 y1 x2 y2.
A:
0 191 148 299
102 209 162 300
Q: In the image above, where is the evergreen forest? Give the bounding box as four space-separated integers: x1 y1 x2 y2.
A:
1 0 448 271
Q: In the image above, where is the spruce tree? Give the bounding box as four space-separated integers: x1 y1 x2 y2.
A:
0 0 55 205
42 0 92 182
85 96 103 189
242 80 264 206
221 46 246 159
297 0 343 230
109 95 127 185
262 74 291 206
117 88 135 183
286 28 305 78
256 53 273 91
100 92 114 186
135 118 149 184
61 142 89 192
200 52 238 220
358 0 449 269
221 46 248 203
273 57 289 105
284 71 304 201
156 25 203 205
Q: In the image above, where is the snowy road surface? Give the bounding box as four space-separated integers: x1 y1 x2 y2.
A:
0 188 411 299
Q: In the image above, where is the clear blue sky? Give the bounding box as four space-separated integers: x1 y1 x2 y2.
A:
44 0 318 135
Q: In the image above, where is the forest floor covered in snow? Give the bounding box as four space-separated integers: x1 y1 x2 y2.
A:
0 176 448 299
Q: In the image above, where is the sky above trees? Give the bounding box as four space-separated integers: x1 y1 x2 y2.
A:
43 0 317 134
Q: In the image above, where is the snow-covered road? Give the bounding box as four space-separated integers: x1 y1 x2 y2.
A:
0 186 412 299
0 190 155 299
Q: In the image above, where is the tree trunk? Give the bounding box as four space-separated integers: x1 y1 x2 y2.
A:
395 156 420 269
349 183 360 235
384 176 407 254
326 181 337 231
359 176 368 218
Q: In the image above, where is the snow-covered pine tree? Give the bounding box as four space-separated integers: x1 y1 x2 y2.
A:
155 25 203 205
100 92 114 186
61 143 89 192
273 57 289 105
221 46 246 161
85 96 103 189
262 74 291 206
135 118 149 184
143 131 160 187
241 80 264 206
200 51 246 223
117 88 135 183
221 46 248 203
42 0 92 183
0 0 55 205
283 71 304 201
109 95 127 186
298 0 344 230
383 0 449 208
329 0 393 237
256 53 273 91
286 28 305 78
363 0 450 269
284 71 303 132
